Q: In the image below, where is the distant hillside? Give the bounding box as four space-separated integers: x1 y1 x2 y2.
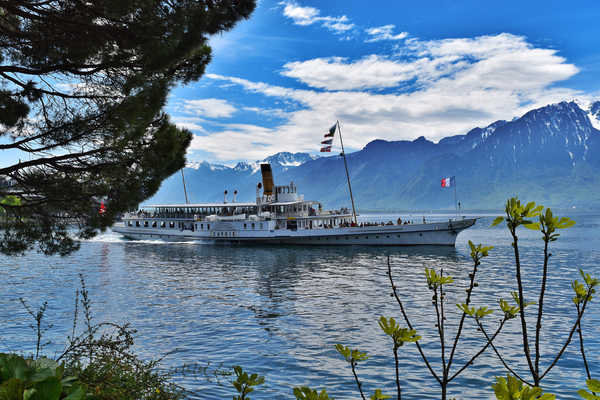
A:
150 152 318 204
150 100 600 210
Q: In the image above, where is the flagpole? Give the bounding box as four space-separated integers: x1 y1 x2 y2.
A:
453 177 457 218
336 121 358 225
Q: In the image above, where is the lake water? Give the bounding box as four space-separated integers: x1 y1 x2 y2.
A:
1 212 599 399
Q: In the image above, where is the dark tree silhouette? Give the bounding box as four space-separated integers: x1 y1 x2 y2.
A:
0 0 255 255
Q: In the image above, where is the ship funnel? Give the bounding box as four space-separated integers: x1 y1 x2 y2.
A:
233 190 238 203
260 164 274 196
224 190 228 203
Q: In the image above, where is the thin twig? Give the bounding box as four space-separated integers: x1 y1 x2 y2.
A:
449 318 507 382
541 293 592 380
447 260 478 373
535 237 551 379
478 319 532 386
510 229 537 382
351 361 367 400
387 256 441 384
575 304 592 380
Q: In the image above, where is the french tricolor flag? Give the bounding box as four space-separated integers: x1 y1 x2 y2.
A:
441 176 455 188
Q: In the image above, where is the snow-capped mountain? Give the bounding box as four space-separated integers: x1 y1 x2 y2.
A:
150 100 600 209
149 152 318 204
588 101 600 130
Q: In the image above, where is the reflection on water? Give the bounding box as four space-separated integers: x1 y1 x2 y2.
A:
1 215 599 399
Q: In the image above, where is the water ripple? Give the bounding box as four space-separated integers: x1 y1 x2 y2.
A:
1 214 599 399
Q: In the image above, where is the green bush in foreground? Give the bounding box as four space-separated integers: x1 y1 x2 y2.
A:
0 353 85 400
13 274 182 400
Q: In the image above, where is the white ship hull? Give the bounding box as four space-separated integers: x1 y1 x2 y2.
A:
112 218 476 246
113 162 477 246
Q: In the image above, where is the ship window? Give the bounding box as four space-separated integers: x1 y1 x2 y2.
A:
375 235 379 238
252 223 255 229
128 221 132 226
161 221 166 228
201 224 203 229
135 221 140 227
386 235 390 238
169 222 174 228
144 221 149 227
355 236 359 239
207 224 210 230
259 223 263 229
152 221 157 227
244 223 247 229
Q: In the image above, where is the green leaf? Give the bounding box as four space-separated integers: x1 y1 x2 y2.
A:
475 306 494 319
62 384 86 400
457 303 475 317
587 379 600 392
537 393 556 400
335 344 368 363
523 222 540 230
293 386 332 400
30 376 62 400
578 389 599 400
491 216 504 227
370 389 391 399
0 378 26 400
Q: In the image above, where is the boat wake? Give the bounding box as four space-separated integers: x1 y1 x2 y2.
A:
81 229 202 245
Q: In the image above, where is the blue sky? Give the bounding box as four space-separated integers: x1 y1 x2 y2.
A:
167 0 600 164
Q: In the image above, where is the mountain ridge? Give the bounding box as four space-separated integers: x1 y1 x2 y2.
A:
150 100 600 210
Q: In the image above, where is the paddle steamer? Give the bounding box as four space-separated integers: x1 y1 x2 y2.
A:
112 164 476 246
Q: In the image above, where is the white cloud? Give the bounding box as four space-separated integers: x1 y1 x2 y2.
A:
281 33 577 93
279 1 354 34
193 33 581 162
323 16 354 33
280 1 319 25
365 24 408 42
182 98 236 118
174 122 206 132
242 106 289 119
282 55 427 90
170 116 207 132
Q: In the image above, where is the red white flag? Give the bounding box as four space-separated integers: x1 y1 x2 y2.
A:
321 139 333 145
320 146 332 152
441 176 455 188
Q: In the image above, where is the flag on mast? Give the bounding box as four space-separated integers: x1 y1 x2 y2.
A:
320 123 336 151
441 176 455 188
324 123 336 138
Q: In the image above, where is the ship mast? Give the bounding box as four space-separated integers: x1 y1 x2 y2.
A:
181 168 190 204
336 121 358 225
